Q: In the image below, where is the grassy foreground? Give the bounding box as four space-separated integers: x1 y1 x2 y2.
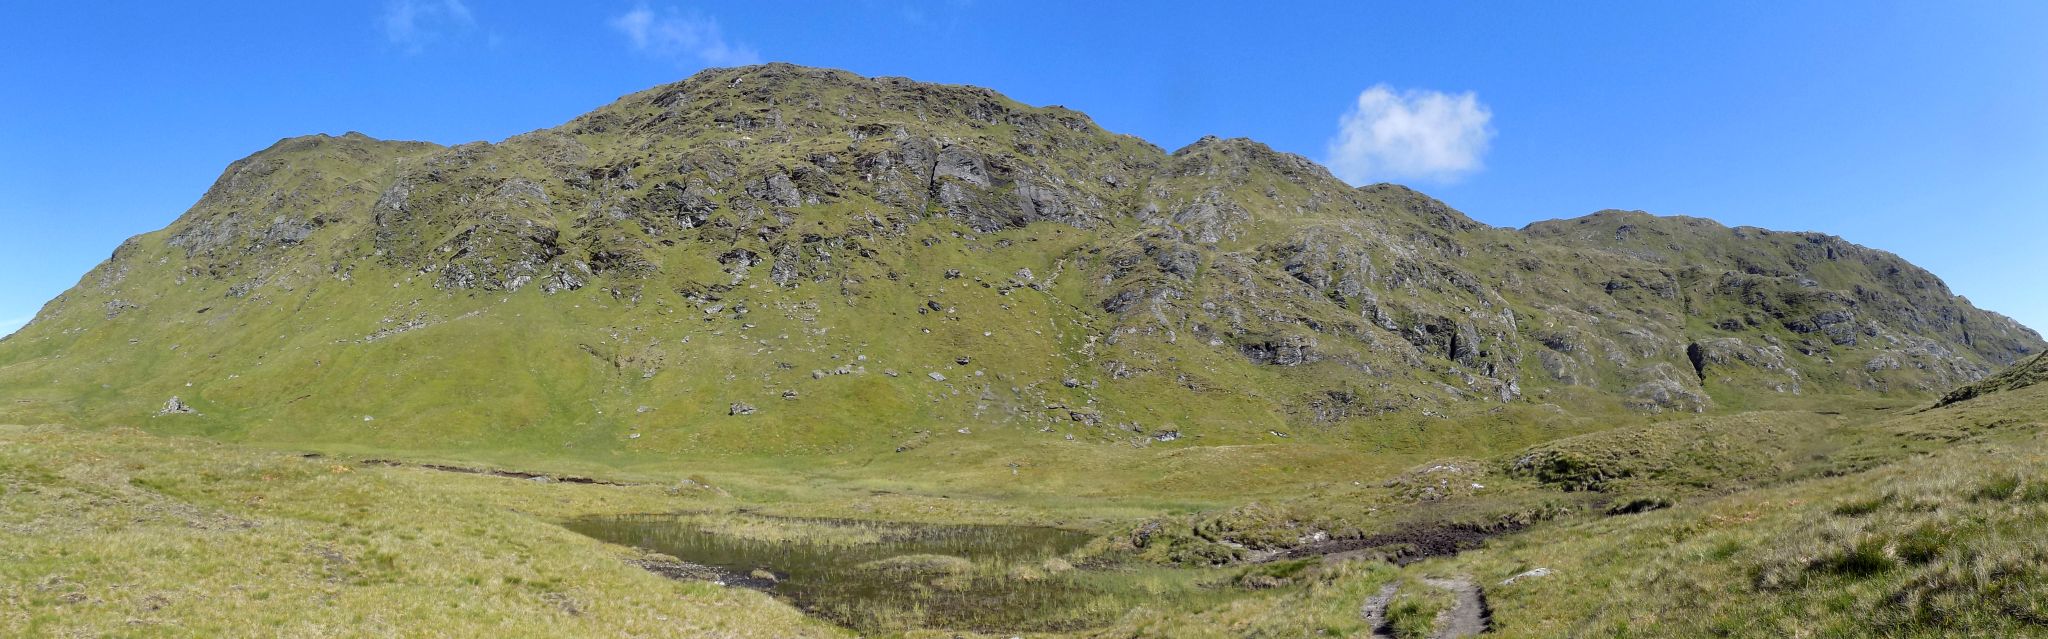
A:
0 423 844 638
0 421 1408 638
4 380 2045 637
1431 383 2048 638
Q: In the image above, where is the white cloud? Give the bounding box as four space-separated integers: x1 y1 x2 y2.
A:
610 4 761 68
1325 85 1495 185
382 0 476 53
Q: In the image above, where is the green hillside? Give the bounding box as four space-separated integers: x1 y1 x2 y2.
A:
2 64 2034 470
2 63 2044 637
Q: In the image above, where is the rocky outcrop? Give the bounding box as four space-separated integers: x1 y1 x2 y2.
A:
3 63 2038 450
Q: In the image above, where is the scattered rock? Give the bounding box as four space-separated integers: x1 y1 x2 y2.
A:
1384 459 1488 502
729 402 757 415
156 396 197 416
1500 567 1553 585
628 556 774 590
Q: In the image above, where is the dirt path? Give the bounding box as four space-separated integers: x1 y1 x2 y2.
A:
1359 582 1400 638
1360 578 1489 638
1421 577 1489 638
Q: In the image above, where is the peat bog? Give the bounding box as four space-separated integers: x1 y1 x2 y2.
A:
567 513 1109 634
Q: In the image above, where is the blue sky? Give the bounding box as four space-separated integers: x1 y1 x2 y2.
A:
2 1 2045 336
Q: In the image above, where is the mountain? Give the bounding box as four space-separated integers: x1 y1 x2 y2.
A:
1934 350 2048 408
1 63 2037 459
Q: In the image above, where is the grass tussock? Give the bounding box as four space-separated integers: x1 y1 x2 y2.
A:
1425 383 2048 638
1382 577 1455 639
3 375 2047 637
0 424 846 638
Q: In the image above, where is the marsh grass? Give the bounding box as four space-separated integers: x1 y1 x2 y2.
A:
4 375 2046 637
1970 473 2022 501
1831 492 1893 517
566 512 1255 635
672 512 892 546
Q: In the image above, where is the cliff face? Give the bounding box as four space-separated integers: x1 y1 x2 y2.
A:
2 63 2036 455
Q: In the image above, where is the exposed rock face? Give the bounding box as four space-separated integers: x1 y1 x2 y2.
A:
1692 337 1802 394
1626 364 1713 413
1 64 2038 452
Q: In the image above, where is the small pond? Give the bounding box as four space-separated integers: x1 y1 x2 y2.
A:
565 513 1108 634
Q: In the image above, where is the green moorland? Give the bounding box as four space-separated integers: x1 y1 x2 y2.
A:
3 64 2045 637
5 369 2044 637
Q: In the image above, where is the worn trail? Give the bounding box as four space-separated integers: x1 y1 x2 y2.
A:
1422 577 1489 638
1359 582 1400 638
1360 577 1489 638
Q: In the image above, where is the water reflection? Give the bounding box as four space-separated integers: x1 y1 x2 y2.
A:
566 513 1103 633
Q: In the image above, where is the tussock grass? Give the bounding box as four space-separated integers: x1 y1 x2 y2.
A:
673 512 890 546
0 424 845 638
3 370 2045 636
1382 576 1455 639
1413 383 2048 637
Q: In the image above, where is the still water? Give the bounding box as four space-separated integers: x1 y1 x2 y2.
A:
566 513 1104 633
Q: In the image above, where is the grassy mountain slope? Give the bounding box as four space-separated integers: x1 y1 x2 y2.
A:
1935 350 2048 408
0 62 2037 483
